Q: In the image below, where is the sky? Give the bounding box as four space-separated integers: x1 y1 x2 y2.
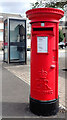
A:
0 0 37 17
0 0 66 20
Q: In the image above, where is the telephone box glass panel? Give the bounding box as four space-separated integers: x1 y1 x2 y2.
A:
10 19 26 62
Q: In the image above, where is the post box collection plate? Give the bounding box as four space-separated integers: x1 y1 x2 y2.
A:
26 8 64 116
37 36 48 53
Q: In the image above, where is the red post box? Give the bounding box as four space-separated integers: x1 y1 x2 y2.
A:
26 8 64 116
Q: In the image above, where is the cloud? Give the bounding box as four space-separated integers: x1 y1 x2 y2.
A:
0 0 36 2
0 0 37 15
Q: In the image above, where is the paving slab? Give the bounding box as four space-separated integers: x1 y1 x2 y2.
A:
3 62 66 109
1 63 66 119
1 48 67 119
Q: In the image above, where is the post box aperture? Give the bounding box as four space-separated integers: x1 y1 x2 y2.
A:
26 8 64 116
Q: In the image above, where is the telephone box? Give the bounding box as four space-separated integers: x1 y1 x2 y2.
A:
26 8 64 116
3 18 27 64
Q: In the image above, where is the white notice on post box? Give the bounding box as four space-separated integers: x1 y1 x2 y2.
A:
37 36 48 53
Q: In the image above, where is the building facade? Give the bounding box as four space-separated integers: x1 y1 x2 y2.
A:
0 16 3 49
0 13 22 49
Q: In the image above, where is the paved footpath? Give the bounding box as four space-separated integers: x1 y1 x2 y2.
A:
0 49 67 119
1 61 66 119
3 60 66 109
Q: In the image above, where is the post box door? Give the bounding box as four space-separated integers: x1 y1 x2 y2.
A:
31 26 58 101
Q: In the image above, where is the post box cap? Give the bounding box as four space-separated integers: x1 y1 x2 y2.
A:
26 8 64 22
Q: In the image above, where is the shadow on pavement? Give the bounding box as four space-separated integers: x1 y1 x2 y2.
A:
2 101 66 118
2 102 35 117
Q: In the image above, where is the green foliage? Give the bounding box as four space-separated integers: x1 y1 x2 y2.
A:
31 0 46 9
45 1 67 10
31 2 39 9
31 0 67 11
27 33 31 36
59 29 64 42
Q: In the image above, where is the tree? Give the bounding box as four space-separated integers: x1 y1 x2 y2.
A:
31 0 67 11
45 0 67 11
59 29 64 42
31 2 39 9
31 0 45 9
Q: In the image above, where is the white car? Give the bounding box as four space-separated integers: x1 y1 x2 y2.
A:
58 42 65 49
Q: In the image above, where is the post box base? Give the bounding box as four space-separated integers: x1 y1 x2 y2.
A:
30 97 59 116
